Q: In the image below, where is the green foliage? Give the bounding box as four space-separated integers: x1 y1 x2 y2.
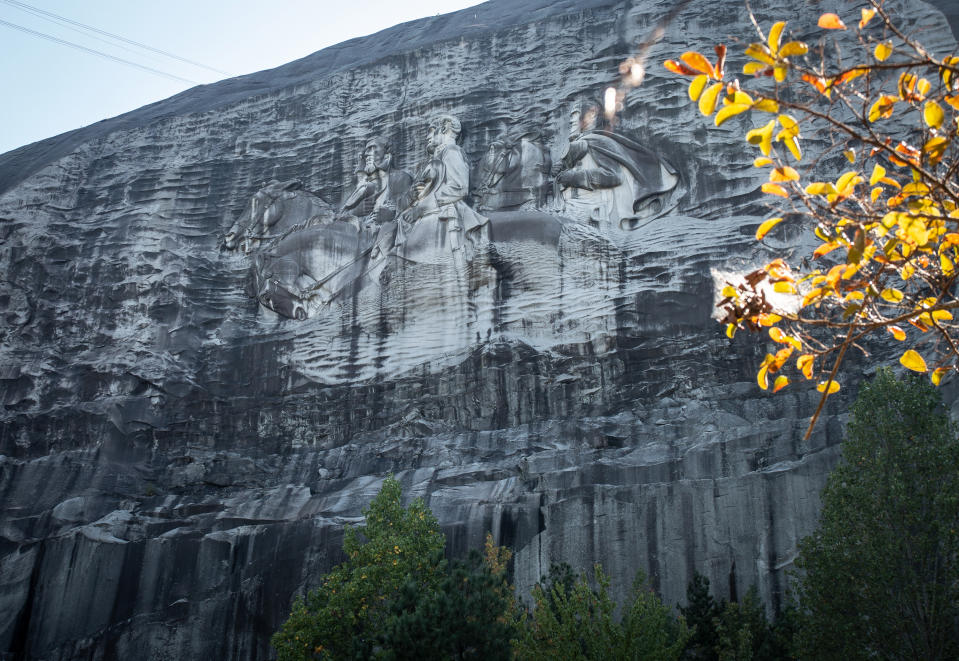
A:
679 575 794 661
679 573 722 661
379 551 515 660
713 587 790 661
794 368 959 660
513 565 689 660
271 476 446 660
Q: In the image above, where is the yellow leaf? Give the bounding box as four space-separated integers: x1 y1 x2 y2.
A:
944 56 959 91
721 285 738 297
817 380 840 394
715 103 752 126
818 13 846 30
860 8 876 28
870 163 886 186
924 100 945 129
689 74 709 101
779 41 808 57
770 167 800 182
871 186 883 202
924 136 949 165
698 81 724 115
806 182 838 196
762 183 790 197
802 287 826 306
880 288 904 302
746 120 776 155
918 78 932 97
743 61 768 75
774 64 788 82
836 171 863 195
932 366 948 385
797 354 814 379
888 325 906 340
874 41 893 62
783 135 802 161
907 221 930 247
941 254 955 276
757 355 773 390
900 349 928 372
752 99 780 113
932 309 953 321
745 43 776 66
843 148 856 163
773 375 789 393
756 216 784 240
726 323 737 339
768 21 786 53
777 114 799 136
754 157 773 167
773 281 797 293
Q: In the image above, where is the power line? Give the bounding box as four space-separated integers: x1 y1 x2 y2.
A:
1 0 184 65
1 0 232 77
0 18 201 84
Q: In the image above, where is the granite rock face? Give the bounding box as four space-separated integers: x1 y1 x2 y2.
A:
0 1 956 659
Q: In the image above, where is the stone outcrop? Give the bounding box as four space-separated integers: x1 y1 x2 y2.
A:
0 1 956 659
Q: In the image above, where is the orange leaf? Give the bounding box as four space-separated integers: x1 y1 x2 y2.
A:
664 59 699 76
773 375 789 393
813 242 840 258
681 51 717 76
859 7 876 29
762 183 789 197
770 166 800 182
888 325 906 340
802 73 831 97
714 44 727 78
818 13 847 30
797 354 814 379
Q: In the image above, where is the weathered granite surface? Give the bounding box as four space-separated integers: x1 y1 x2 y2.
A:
1 1 956 659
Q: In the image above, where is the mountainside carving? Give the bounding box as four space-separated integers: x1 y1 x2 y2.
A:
0 1 956 658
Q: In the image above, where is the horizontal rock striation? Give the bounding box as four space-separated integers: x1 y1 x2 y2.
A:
0 0 956 658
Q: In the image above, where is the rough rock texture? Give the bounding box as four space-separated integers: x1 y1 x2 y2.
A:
0 1 956 659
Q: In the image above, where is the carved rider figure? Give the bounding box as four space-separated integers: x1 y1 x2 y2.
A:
555 101 678 229
340 137 413 225
402 114 488 254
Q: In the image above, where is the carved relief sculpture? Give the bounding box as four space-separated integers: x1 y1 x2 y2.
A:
555 102 679 229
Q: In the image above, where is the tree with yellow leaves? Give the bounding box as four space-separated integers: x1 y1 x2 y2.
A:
657 1 959 435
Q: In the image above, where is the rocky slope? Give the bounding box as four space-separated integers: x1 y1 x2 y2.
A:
1 0 956 658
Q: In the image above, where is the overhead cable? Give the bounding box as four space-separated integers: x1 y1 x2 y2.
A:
1 0 232 76
0 18 201 84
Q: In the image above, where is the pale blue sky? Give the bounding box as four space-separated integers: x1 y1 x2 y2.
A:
0 0 485 155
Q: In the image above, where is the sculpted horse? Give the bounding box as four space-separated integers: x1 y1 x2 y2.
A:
476 134 550 213
223 179 334 253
